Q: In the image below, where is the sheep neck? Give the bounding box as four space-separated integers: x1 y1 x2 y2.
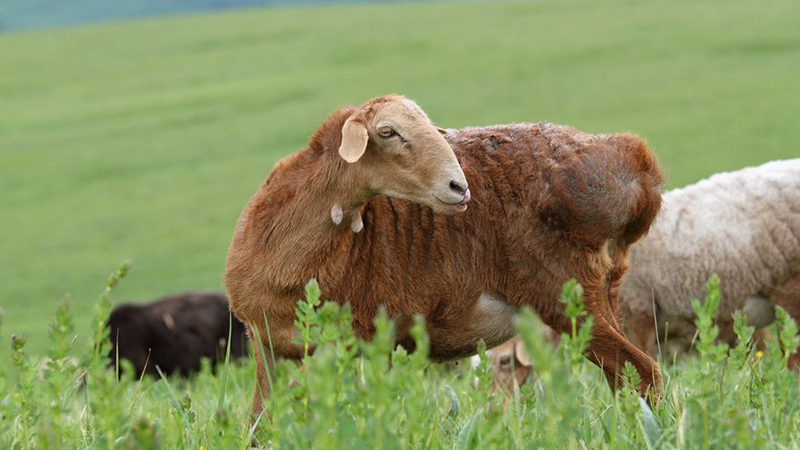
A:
255 150 372 285
317 155 371 231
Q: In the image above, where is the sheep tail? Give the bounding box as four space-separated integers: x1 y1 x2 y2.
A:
540 133 664 248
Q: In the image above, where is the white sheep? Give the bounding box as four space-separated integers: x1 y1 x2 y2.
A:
620 159 800 360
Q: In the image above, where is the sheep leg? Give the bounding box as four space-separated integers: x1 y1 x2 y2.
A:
250 339 274 418
605 260 658 357
578 278 659 394
766 283 800 370
247 318 306 419
752 328 768 351
790 351 800 371
625 311 657 358
586 315 662 401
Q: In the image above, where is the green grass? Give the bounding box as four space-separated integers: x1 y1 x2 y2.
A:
2 0 800 358
3 2 800 445
2 269 800 448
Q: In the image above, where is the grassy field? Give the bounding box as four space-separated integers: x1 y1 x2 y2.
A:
1 0 799 362
3 269 800 447
2 1 800 446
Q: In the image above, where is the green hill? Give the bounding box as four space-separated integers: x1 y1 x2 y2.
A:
1 0 799 355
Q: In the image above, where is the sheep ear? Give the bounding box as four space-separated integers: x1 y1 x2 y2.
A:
514 339 532 367
339 117 369 163
435 126 448 135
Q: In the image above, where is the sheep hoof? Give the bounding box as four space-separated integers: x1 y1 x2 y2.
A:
331 204 343 225
351 214 363 233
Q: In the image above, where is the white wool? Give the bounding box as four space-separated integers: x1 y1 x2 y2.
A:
621 159 800 345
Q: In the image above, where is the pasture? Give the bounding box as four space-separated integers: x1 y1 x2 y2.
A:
1 0 800 446
3 269 800 447
2 0 799 355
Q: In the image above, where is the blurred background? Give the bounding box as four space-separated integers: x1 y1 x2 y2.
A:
1 0 798 356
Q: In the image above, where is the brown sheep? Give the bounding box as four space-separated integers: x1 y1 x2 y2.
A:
472 331 560 394
225 95 664 417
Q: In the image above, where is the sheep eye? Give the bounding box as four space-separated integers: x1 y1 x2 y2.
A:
377 127 396 138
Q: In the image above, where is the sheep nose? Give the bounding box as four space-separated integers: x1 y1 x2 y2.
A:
449 180 468 196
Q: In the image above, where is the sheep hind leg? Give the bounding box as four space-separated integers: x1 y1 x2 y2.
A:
768 284 800 370
625 310 658 359
249 339 275 419
586 281 663 401
586 316 662 402
247 323 305 419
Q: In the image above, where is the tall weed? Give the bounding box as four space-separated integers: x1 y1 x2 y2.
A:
1 272 799 448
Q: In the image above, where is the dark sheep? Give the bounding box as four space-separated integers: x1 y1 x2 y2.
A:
107 292 248 378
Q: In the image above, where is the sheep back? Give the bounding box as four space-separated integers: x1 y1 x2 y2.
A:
449 123 663 250
108 292 248 378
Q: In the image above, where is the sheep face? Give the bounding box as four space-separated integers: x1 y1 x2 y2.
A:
338 95 470 215
484 331 560 393
488 337 533 393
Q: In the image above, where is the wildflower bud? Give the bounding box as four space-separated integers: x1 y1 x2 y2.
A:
11 333 26 350
181 394 192 411
117 262 130 278
215 408 230 427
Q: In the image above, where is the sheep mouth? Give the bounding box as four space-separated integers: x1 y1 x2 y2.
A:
435 188 471 205
433 190 470 214
440 202 468 214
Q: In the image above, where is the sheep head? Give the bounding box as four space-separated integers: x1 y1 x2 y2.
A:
483 331 560 393
338 95 470 215
488 337 534 393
